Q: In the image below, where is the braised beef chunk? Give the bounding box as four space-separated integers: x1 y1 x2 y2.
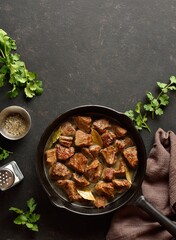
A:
73 173 90 187
95 181 115 198
115 161 126 178
101 130 116 147
75 130 93 147
113 124 127 138
56 144 75 161
85 159 102 182
93 196 108 208
81 147 94 159
112 179 131 192
74 116 92 133
123 146 138 168
93 119 111 133
50 162 72 180
89 145 101 157
57 180 82 202
115 137 134 151
59 136 73 147
100 146 116 165
60 121 76 136
68 153 88 173
102 168 115 181
45 148 57 165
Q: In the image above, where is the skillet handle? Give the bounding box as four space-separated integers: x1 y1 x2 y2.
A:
135 195 176 237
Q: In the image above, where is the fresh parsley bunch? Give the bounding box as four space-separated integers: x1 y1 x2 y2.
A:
0 29 43 98
125 76 176 132
9 198 40 232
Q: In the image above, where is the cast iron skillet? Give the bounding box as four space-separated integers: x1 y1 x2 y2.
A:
36 105 176 237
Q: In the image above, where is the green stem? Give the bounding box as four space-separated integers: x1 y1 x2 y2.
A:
0 49 5 58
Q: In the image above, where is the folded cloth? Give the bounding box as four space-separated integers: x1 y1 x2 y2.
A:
106 128 176 240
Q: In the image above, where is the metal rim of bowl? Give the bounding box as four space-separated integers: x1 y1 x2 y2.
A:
0 105 31 140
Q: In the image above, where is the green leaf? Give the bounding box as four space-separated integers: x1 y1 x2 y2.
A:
24 86 35 98
135 102 142 114
135 115 143 127
170 76 176 84
33 80 43 95
143 104 153 112
146 91 154 101
14 215 27 225
27 223 39 232
157 82 167 90
26 223 34 229
8 85 19 98
159 94 169 106
168 86 176 91
155 108 164 115
27 71 36 81
27 198 37 213
152 99 159 107
29 213 40 223
125 110 135 121
9 207 23 214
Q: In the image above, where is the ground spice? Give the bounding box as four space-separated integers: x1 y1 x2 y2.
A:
3 113 27 136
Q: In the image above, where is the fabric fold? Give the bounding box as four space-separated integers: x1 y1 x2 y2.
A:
106 128 176 240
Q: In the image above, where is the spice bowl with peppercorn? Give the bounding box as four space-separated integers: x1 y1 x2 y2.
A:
0 106 31 140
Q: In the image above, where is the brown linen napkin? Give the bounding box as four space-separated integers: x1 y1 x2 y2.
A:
106 128 176 240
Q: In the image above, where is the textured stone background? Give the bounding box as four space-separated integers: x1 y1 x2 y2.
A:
1 1 176 239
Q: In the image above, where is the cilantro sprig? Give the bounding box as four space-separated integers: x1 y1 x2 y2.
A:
0 29 43 98
9 198 40 232
0 147 12 160
125 76 176 132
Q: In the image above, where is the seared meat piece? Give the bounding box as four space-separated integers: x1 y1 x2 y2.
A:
74 116 92 133
81 147 94 159
93 196 108 208
57 180 82 202
73 173 90 187
101 130 116 147
56 144 75 161
115 137 134 151
123 146 138 168
102 167 115 181
60 121 76 136
45 148 57 165
100 146 116 165
85 159 102 182
95 181 115 198
49 162 72 180
59 135 73 147
115 161 126 178
68 153 88 173
113 124 127 138
93 119 111 133
112 179 131 192
89 145 101 157
75 130 93 147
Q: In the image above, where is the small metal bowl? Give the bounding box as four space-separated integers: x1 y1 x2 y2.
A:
0 106 31 140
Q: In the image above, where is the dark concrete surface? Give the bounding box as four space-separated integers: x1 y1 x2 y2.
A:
1 0 176 239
